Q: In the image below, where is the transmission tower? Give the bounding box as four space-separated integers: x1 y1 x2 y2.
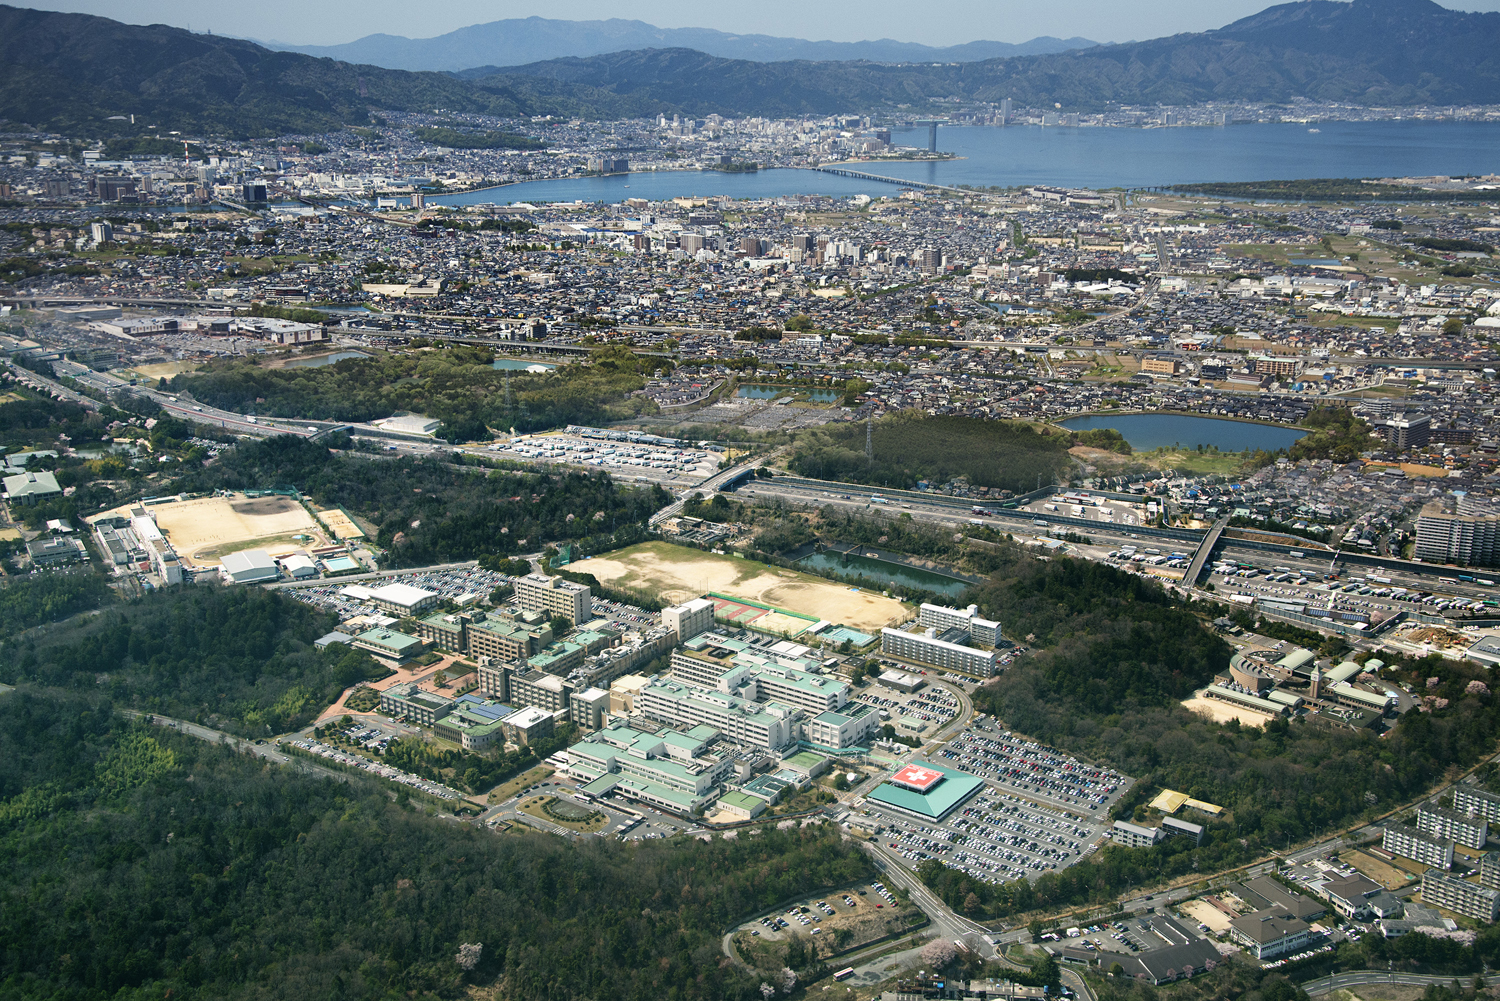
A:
865 416 874 465
504 373 513 411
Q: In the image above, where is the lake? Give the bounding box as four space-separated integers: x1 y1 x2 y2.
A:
1060 413 1307 451
738 385 842 401
797 550 972 598
431 121 1500 205
281 351 370 368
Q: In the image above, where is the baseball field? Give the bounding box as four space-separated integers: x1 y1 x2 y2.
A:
568 541 910 632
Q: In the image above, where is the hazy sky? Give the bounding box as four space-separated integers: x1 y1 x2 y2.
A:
27 0 1500 46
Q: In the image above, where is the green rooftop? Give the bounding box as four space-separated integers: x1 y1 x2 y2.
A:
867 762 984 821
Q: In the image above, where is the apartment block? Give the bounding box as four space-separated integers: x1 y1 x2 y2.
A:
1422 869 1500 922
881 626 1000 676
1383 821 1455 870
1111 820 1163 848
1418 803 1489 850
1454 786 1500 825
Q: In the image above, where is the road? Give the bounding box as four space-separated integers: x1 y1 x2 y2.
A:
1302 972 1486 996
651 447 788 525
120 709 350 784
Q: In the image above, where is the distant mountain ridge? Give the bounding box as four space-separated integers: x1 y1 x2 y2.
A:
264 17 1100 72
0 0 1495 137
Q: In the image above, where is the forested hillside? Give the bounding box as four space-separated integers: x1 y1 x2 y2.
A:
0 693 871 999
169 344 654 440
789 412 1072 493
0 585 385 735
915 553 1500 921
168 435 669 567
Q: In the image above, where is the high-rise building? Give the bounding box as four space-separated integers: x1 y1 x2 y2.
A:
1416 495 1500 566
1000 98 1013 123
919 247 942 275
513 573 591 626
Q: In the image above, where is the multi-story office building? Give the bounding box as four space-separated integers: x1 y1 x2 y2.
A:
881 627 1000 676
804 705 881 750
566 720 733 815
635 678 796 750
514 573 592 625
379 682 453 726
505 667 572 713
1422 869 1500 922
1385 413 1432 450
661 597 716 641
416 611 469 653
720 661 849 715
570 686 610 730
1454 786 1500 824
1418 803 1489 849
1229 910 1313 960
1383 821 1455 870
1111 820 1163 848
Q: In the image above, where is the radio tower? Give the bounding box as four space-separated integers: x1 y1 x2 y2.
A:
865 416 874 465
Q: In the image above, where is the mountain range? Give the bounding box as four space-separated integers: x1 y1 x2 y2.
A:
263 17 1101 72
0 0 1495 138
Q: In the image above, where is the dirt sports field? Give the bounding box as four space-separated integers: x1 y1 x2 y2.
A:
569 542 909 632
111 494 325 566
1181 694 1275 728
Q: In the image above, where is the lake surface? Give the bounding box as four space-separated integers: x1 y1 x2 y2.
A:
281 351 369 368
737 385 783 399
492 357 556 372
1060 413 1307 451
431 121 1500 205
797 551 972 597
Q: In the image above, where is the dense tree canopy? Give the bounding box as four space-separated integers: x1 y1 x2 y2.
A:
0 693 872 1000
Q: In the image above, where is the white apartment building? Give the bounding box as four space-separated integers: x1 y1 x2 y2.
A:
1383 822 1455 870
1422 869 1500 922
1418 803 1489 850
881 627 1000 676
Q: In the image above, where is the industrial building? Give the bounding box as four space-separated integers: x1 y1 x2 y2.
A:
880 626 1000 676
1421 869 1500 922
220 550 279 584
27 536 87 566
1383 821 1455 870
514 573 592 625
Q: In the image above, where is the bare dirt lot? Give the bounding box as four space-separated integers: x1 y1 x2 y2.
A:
1181 694 1275 728
569 541 909 632
122 494 323 566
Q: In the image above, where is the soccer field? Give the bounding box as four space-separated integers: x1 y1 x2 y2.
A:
568 541 909 633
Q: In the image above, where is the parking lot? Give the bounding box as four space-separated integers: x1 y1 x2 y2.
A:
851 678 962 738
736 880 914 949
282 566 512 621
486 433 719 486
937 717 1131 814
1046 912 1206 958
871 786 1108 885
